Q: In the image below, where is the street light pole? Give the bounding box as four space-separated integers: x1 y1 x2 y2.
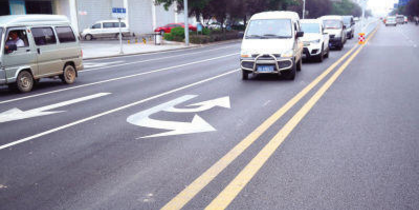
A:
302 0 306 19
184 0 189 46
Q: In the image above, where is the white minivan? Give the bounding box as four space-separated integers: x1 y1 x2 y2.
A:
81 20 130 41
240 11 304 80
319 16 347 50
0 15 83 93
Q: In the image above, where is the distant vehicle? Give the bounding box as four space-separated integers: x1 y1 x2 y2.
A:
342 15 355 39
154 23 197 34
385 16 397 26
0 15 83 93
300 19 330 62
319 15 347 50
206 22 222 30
240 11 304 80
81 20 130 41
396 15 404 24
354 17 360 21
404 16 408 24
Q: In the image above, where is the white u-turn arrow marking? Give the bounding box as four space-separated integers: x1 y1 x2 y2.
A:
127 95 230 138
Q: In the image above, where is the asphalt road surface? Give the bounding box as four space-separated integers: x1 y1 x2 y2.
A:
0 21 418 210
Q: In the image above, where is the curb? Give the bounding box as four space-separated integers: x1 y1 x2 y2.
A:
83 39 242 61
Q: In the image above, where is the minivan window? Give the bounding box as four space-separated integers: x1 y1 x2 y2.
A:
56 26 76 43
92 23 101 29
301 23 320 34
323 20 342 29
113 22 126 27
103 22 114 28
32 27 57 45
245 19 292 39
342 17 352 27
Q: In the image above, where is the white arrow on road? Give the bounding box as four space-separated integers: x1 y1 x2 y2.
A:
164 96 230 113
0 92 111 123
127 95 230 138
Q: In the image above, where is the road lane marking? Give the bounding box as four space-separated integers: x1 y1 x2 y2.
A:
205 26 380 210
160 44 361 210
0 53 238 105
128 95 229 138
81 46 239 73
0 69 239 151
86 42 240 62
0 92 111 123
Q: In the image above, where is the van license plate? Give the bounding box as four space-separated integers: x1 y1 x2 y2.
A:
257 65 274 73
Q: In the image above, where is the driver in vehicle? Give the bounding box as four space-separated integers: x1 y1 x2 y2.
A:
5 31 24 52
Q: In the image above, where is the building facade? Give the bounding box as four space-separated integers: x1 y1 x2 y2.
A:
0 0 183 36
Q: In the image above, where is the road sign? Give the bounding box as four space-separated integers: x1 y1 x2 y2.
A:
112 7 126 18
0 93 111 123
127 95 231 138
358 33 366 44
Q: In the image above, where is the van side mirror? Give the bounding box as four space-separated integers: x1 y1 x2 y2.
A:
238 31 244 38
343 25 347 29
5 44 17 54
296 31 304 38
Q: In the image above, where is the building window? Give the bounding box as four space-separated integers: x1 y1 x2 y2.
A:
0 1 10 16
26 1 53 14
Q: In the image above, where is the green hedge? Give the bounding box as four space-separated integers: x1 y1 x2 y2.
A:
164 28 240 44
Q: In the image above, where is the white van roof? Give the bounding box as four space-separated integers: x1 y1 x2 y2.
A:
319 15 343 21
96 19 127 23
300 19 323 24
0 15 70 27
250 11 300 21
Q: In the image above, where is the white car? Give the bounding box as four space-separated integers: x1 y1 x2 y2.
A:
319 15 347 50
81 20 130 41
385 16 397 26
300 19 330 62
240 11 304 80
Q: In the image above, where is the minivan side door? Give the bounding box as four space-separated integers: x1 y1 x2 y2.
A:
2 27 38 81
102 22 116 38
31 27 62 76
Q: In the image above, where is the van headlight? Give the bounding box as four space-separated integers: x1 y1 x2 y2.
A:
240 51 252 58
282 50 294 58
310 39 321 44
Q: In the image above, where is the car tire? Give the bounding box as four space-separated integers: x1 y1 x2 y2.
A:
284 62 296 80
296 57 302 71
316 47 324 62
324 46 330 58
242 70 249 80
15 71 34 93
338 42 344 50
85 34 93 41
60 64 77 84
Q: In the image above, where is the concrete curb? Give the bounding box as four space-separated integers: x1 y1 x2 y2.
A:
83 39 242 61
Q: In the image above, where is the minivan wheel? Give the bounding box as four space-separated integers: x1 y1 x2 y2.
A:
242 70 249 80
61 65 76 84
85 34 93 41
284 62 296 80
15 71 34 93
296 58 302 71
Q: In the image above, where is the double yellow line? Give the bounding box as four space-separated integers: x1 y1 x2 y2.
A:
162 26 379 210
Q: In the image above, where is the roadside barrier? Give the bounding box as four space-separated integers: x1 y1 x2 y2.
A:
358 33 366 44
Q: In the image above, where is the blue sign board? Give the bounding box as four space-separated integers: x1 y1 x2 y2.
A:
112 7 126 18
398 0 410 7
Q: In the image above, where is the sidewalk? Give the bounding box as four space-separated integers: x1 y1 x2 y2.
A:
81 39 197 59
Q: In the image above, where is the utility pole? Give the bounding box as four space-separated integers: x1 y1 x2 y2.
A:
302 0 306 19
184 0 189 46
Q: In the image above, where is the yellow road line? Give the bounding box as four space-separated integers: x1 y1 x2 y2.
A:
205 26 379 210
160 44 360 210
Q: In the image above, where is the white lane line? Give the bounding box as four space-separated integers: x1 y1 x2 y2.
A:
263 100 271 107
0 69 239 151
0 53 238 105
83 61 124 69
81 46 238 73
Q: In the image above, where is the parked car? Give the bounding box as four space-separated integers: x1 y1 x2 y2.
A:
240 11 304 80
300 19 330 62
385 16 397 26
342 15 355 39
0 15 83 93
154 23 197 34
319 15 347 50
206 22 222 30
81 20 130 41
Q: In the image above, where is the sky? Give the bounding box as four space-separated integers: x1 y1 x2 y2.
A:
366 0 399 16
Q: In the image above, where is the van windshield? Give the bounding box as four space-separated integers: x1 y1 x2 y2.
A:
301 23 320 34
323 20 342 29
245 19 292 39
342 17 352 27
